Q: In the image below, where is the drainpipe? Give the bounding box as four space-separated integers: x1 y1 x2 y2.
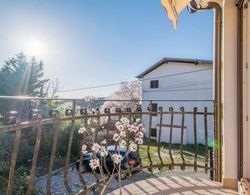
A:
236 0 244 180
188 1 222 182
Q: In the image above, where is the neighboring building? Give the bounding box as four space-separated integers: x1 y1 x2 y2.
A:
137 57 214 144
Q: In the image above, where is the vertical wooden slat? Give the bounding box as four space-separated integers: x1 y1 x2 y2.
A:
209 149 214 180
7 117 22 195
126 108 132 176
46 115 60 195
147 102 153 174
193 107 198 172
77 109 88 189
136 105 142 154
63 100 76 194
169 107 174 170
103 108 110 175
157 107 164 170
180 107 185 170
91 109 100 183
204 107 209 174
27 113 43 194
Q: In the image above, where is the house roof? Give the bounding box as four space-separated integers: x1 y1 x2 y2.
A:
136 57 213 78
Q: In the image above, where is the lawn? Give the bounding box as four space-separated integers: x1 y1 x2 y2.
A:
139 139 210 169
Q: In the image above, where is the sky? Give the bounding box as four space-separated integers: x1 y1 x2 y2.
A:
0 0 213 98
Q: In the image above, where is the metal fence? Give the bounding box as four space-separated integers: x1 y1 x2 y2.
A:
0 96 216 194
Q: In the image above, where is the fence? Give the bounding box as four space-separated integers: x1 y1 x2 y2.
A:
0 96 216 194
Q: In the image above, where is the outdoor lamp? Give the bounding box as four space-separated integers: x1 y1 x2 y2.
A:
49 109 59 118
80 108 87 115
65 109 73 116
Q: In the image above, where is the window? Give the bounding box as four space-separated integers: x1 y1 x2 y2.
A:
150 128 157 137
150 80 159 88
151 103 158 112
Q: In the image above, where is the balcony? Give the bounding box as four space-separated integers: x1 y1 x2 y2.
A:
0 96 237 194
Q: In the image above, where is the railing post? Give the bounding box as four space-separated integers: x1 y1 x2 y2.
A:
46 112 60 195
157 107 164 170
147 102 153 174
63 100 76 194
27 112 43 194
193 107 198 172
180 107 185 170
209 149 214 180
7 116 21 195
169 107 174 170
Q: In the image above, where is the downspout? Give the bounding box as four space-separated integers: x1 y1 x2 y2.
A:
236 0 244 180
188 1 222 182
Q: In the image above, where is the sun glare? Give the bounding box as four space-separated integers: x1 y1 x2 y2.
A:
24 39 47 59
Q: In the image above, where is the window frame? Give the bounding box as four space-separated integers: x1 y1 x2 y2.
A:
150 128 157 138
150 80 159 89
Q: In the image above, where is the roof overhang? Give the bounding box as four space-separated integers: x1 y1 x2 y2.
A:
136 57 213 78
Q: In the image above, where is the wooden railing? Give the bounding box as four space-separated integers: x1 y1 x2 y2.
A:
0 96 216 194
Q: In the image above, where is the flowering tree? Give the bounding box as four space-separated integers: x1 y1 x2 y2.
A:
78 116 144 194
101 81 141 112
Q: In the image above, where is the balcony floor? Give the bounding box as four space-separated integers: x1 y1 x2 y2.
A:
110 176 237 195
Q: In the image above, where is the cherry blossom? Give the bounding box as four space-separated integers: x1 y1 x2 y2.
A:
112 154 123 164
113 133 120 142
92 143 101 153
135 118 141 123
89 158 100 169
100 146 108 157
78 127 86 134
121 117 129 125
120 131 126 138
101 139 107 145
129 142 137 152
81 144 88 154
119 140 127 147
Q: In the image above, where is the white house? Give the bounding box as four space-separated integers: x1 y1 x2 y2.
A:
137 57 214 144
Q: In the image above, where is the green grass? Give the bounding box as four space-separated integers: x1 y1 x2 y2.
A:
139 139 211 168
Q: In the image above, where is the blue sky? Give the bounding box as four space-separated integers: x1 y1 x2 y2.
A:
0 0 213 98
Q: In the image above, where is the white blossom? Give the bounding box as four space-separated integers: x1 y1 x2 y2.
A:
115 121 122 129
119 140 127 147
136 132 144 138
117 124 124 131
121 117 129 125
101 139 107 145
113 133 120 142
120 131 126 138
112 154 123 164
78 127 86 134
100 146 108 157
135 137 143 145
135 118 141 123
92 143 101 152
128 125 137 133
89 159 100 169
91 128 96 133
81 144 88 154
129 142 137 152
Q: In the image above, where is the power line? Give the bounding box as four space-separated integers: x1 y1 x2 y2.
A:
57 68 213 93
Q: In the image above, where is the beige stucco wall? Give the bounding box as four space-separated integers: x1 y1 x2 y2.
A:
222 0 238 189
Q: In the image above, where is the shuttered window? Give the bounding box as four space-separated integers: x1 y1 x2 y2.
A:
150 80 159 88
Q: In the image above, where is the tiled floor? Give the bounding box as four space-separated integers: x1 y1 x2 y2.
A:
110 176 238 195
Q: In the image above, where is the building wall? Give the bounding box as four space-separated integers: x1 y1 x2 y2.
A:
222 0 239 188
140 61 214 144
